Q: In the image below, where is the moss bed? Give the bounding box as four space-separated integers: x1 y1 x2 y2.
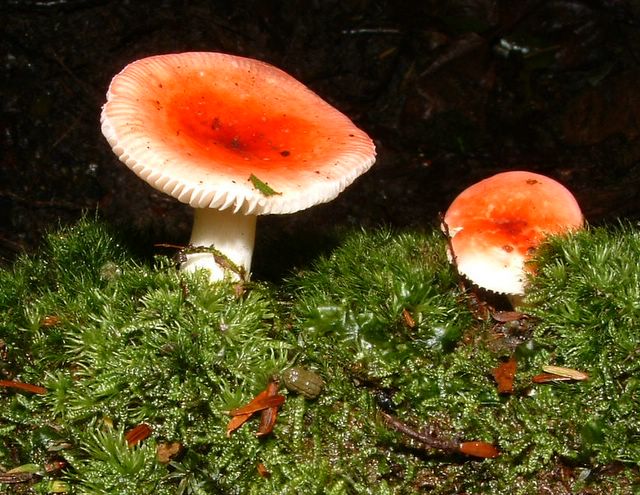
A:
0 218 638 494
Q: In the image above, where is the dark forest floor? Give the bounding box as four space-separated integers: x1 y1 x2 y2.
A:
2 0 640 277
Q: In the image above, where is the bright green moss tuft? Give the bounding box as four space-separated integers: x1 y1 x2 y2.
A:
524 223 640 469
0 219 638 494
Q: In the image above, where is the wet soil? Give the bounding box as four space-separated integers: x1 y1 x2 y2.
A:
2 1 640 277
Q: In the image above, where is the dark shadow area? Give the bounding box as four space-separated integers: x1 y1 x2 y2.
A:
2 0 640 273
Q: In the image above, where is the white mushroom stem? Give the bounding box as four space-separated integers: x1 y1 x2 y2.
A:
181 208 257 281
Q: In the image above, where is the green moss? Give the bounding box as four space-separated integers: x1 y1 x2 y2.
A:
0 219 638 494
524 224 640 468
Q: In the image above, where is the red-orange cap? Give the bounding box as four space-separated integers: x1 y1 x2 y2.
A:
443 171 583 295
101 52 376 215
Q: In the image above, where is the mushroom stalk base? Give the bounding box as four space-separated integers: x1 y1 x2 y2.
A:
181 208 257 281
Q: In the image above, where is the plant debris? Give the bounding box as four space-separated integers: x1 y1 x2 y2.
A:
492 355 517 394
249 174 282 197
227 378 284 437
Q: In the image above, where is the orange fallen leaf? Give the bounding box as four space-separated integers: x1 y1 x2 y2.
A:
226 381 285 437
402 308 416 328
226 414 252 437
491 310 527 322
492 355 517 394
229 395 285 416
256 405 278 437
257 462 271 478
256 379 281 437
532 373 571 383
227 388 271 437
40 315 62 327
0 379 47 394
125 423 152 447
458 441 500 458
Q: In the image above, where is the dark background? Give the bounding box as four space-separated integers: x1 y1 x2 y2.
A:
3 0 640 277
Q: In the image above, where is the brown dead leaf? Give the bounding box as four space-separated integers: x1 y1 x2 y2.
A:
156 441 183 463
226 379 285 437
125 423 152 447
492 355 517 394
491 310 527 322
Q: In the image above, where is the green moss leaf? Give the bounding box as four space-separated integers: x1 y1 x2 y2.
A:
1 219 638 494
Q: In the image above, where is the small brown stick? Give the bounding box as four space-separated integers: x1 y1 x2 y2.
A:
440 213 479 307
380 411 458 452
0 190 87 211
380 411 499 458
0 471 36 484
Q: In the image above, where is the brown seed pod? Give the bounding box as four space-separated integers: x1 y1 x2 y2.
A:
282 367 324 399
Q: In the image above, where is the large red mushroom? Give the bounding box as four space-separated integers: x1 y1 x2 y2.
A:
101 52 376 280
442 171 583 298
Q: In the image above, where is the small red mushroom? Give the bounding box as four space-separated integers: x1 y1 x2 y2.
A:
442 171 583 298
101 52 376 281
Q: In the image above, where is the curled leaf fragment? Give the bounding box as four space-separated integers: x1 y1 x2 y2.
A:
226 379 285 437
249 174 282 196
229 395 285 417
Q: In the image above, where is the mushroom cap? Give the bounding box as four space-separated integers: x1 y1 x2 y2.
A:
443 170 583 295
101 52 376 215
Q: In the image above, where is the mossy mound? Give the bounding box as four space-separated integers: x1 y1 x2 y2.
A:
0 219 638 494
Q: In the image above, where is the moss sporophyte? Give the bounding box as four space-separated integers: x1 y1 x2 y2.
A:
0 219 639 494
